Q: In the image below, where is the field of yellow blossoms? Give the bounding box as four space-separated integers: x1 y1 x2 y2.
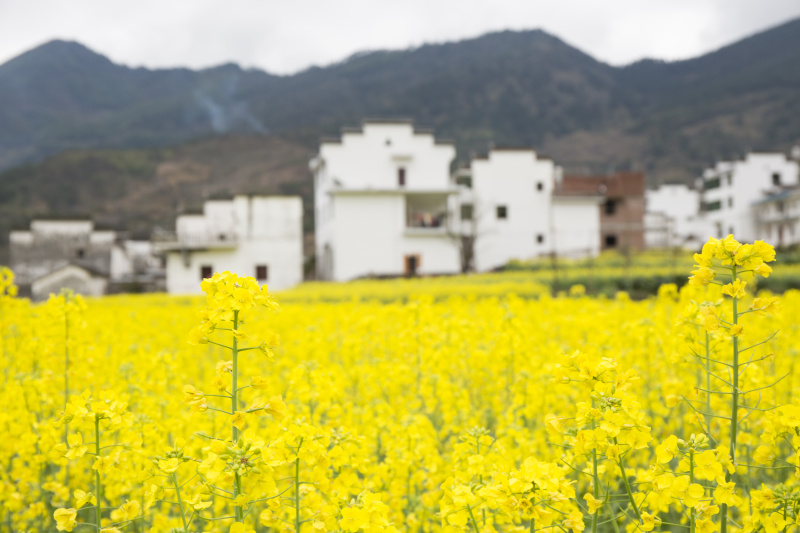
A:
0 236 798 533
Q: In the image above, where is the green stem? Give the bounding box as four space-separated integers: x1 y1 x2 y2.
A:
295 441 302 533
466 504 481 533
614 440 641 523
172 473 190 532
232 310 242 523
705 332 711 435
95 416 102 533
689 451 695 533
721 265 740 533
591 401 599 533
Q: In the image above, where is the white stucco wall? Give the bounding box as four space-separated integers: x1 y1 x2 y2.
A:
645 185 708 248
702 153 800 241
552 198 601 258
312 121 459 281
165 196 303 294
327 193 459 281
470 150 555 271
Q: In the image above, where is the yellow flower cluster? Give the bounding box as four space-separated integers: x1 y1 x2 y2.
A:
0 238 798 532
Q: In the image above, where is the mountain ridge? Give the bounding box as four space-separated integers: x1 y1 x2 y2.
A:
1 18 799 183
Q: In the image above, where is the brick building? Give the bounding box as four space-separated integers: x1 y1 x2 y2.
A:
559 172 646 251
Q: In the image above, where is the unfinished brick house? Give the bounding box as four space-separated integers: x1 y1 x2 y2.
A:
559 172 646 251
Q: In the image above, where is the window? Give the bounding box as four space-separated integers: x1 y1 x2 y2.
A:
76 248 85 259
398 167 406 187
256 265 268 281
777 201 785 213
385 138 392 146
200 265 213 280
726 174 733 186
705 177 721 190
536 234 545 244
702 200 721 212
605 235 618 248
728 197 733 208
496 205 508 219
773 172 781 186
460 204 473 221
536 181 544 192
455 176 472 188
604 199 617 215
729 226 735 235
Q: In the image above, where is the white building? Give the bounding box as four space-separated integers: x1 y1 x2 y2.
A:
700 153 799 241
311 121 603 279
311 120 461 281
753 188 800 247
155 195 303 294
459 148 601 270
645 184 708 249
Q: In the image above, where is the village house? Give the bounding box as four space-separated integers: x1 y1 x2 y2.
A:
311 119 461 281
699 152 800 242
9 218 162 300
311 120 604 280
559 172 646 252
455 148 602 271
644 184 707 249
154 194 303 294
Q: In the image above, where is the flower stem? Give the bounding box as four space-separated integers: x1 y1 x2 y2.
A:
232 310 242 523
95 416 102 533
172 473 190 532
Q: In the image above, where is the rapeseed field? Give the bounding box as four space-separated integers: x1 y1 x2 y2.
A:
0 236 797 533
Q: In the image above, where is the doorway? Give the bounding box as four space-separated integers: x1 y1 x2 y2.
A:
404 254 420 277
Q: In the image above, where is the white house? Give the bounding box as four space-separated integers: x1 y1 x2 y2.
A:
753 188 800 247
155 195 303 293
645 184 708 249
459 148 601 270
700 153 799 241
311 120 461 281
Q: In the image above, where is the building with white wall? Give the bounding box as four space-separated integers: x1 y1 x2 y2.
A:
155 195 302 294
311 121 604 279
753 188 800 247
645 184 709 249
700 153 799 241
459 148 601 270
311 120 461 281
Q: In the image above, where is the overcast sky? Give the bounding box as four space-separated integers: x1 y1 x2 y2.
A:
1 0 799 74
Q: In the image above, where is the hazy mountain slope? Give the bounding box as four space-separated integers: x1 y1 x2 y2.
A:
0 135 312 262
0 18 799 182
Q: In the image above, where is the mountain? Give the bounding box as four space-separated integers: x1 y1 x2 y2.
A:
1 18 800 262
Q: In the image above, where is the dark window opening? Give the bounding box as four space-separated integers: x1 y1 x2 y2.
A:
729 226 735 235
200 265 213 280
605 235 618 248
536 181 544 191
385 139 392 146
705 177 721 190
460 204 473 221
773 172 781 186
702 200 722 212
256 265 268 281
496 205 508 219
726 175 733 186
604 199 617 215
76 248 85 259
455 176 472 188
537 234 545 244
404 254 420 277
728 197 733 208
398 167 406 187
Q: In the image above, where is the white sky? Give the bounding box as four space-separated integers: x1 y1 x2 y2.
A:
1 0 799 74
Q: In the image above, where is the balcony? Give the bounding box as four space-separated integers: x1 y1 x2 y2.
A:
405 193 450 236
